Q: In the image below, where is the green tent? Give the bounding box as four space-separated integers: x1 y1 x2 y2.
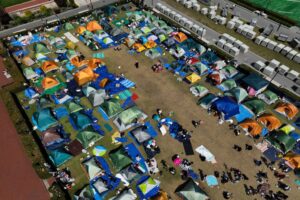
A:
39 97 52 109
141 26 151 34
197 93 218 109
225 87 248 103
190 84 208 97
49 149 72 166
158 34 167 42
76 129 103 149
191 62 208 75
221 65 238 78
154 20 168 28
266 132 297 154
131 29 143 39
244 99 266 115
83 158 102 179
175 179 209 200
32 108 57 131
83 30 94 39
83 86 97 97
109 147 132 171
128 12 144 22
147 23 157 32
70 112 92 130
138 177 160 196
117 106 144 126
145 48 162 59
162 26 173 34
64 22 74 31
67 49 77 59
66 101 83 113
258 90 278 105
219 79 237 91
50 37 66 49
34 43 50 54
23 67 38 80
100 98 123 118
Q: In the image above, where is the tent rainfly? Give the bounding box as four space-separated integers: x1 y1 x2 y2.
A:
175 179 209 200
275 102 299 120
88 89 106 107
190 84 209 97
225 87 248 103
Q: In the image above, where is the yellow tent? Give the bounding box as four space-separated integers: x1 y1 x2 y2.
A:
88 58 103 69
186 73 201 83
144 40 157 49
71 56 88 68
42 77 59 89
77 26 86 34
86 20 103 32
284 154 300 169
41 61 58 73
22 56 35 66
74 67 99 86
111 131 121 145
66 41 76 49
133 43 146 52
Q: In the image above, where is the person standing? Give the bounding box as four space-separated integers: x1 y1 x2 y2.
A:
135 61 139 69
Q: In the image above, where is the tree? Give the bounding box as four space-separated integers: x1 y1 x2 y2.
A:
54 0 68 7
24 10 33 20
40 5 51 16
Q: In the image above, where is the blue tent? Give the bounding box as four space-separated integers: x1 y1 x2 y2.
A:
32 108 58 131
212 96 239 120
49 148 72 166
70 112 92 130
24 87 38 99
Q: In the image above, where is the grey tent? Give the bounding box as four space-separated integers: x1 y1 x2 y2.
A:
82 157 102 180
88 89 106 107
110 27 124 37
74 185 94 200
131 125 152 144
109 189 137 200
164 38 176 47
92 178 109 195
83 86 97 97
119 165 141 183
175 179 209 200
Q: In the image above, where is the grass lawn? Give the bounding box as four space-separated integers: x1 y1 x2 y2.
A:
0 0 30 8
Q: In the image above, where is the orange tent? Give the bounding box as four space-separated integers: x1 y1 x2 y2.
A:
77 26 86 34
174 32 188 43
133 43 146 52
99 78 108 88
239 119 262 136
144 40 157 49
42 77 59 89
74 67 99 86
284 154 300 169
257 113 282 131
150 191 168 200
70 56 88 68
41 61 58 73
88 58 103 69
86 20 102 32
275 102 299 120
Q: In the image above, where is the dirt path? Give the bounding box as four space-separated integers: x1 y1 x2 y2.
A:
0 100 49 200
99 46 300 200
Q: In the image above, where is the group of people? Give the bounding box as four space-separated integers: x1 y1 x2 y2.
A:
151 61 163 73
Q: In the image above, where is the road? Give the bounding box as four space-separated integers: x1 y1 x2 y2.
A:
211 0 300 40
159 1 300 97
0 0 119 38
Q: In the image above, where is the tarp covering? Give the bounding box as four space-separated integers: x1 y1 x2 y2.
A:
275 102 299 120
225 87 248 103
242 73 269 91
174 32 188 43
239 119 262 136
175 179 209 200
257 113 282 131
76 129 103 148
109 147 132 171
86 20 103 32
41 61 58 73
100 99 123 118
32 108 57 131
212 96 240 120
244 99 266 116
49 148 72 166
266 132 296 154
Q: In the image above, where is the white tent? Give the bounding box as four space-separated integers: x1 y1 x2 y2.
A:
88 89 106 107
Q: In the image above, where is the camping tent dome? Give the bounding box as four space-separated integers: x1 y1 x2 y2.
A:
257 113 281 131
275 102 299 120
34 43 50 54
63 22 74 31
77 26 87 34
88 89 106 107
86 20 103 32
41 61 58 73
175 179 209 200
42 77 59 90
76 130 103 148
32 108 57 131
225 87 248 103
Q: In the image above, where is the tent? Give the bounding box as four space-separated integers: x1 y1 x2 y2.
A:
74 185 94 200
212 96 240 120
266 132 296 154
244 99 266 116
220 65 238 78
141 26 151 34
162 26 173 34
77 26 87 34
174 32 188 43
92 178 109 195
284 154 300 169
114 106 147 131
34 43 50 54
93 146 107 156
280 124 295 134
163 37 176 47
186 73 201 84
103 37 114 45
225 87 248 103
150 190 169 200
22 56 35 66
70 56 88 68
145 47 162 59
109 147 132 171
175 179 209 200
239 119 262 136
24 87 38 99
50 37 66 49
257 113 282 131
144 40 157 49
137 176 160 199
42 77 59 90
63 22 74 31
41 127 65 149
76 129 103 148
66 41 76 49
218 79 237 91
131 29 143 39
125 37 136 48
197 93 218 109
83 157 102 179
110 188 137 200
88 58 103 70
86 20 103 32
208 71 225 85
66 101 83 113
70 112 92 130
190 62 208 76
242 73 269 95
49 148 72 166
133 43 146 52
41 61 58 73
74 67 99 86
23 67 38 80
88 89 106 107
275 102 299 120
32 108 57 131
82 30 94 39
190 84 209 97
131 125 152 144
258 90 278 105
169 46 185 58
119 165 141 183
158 34 167 43
100 99 123 118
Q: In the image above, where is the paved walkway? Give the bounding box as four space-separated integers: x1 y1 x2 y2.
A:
0 100 49 199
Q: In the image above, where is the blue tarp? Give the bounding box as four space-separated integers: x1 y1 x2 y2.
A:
54 107 69 119
234 105 254 122
11 34 45 47
212 97 240 120
24 87 38 99
124 143 148 173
